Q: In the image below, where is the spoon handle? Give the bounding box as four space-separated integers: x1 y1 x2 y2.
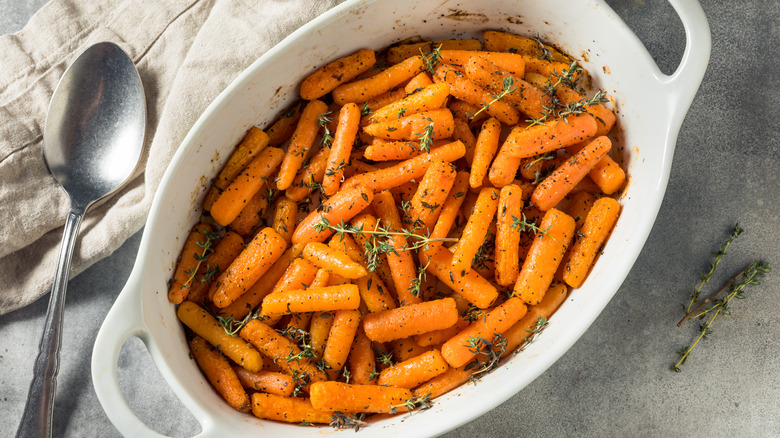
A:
17 208 84 438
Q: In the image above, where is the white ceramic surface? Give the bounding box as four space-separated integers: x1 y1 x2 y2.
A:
92 1 710 437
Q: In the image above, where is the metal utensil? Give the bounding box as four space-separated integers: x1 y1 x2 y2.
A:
16 41 146 438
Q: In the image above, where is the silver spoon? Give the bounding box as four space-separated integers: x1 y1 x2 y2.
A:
16 42 146 438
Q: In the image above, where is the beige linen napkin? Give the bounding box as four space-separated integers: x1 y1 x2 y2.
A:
0 0 343 315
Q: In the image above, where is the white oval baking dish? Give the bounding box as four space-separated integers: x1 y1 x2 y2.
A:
92 0 710 436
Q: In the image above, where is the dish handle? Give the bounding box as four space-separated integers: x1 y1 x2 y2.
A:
662 0 711 122
91 272 210 438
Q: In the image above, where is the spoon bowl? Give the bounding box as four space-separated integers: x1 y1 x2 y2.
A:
16 41 145 438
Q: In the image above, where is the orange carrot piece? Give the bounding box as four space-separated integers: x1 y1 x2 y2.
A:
439 50 527 77
178 301 264 372
266 101 304 146
464 55 550 119
310 310 335 358
488 145 525 188
364 139 426 161
502 282 567 357
271 198 297 243
513 208 575 305
303 242 368 279
421 245 498 309
372 191 418 299
187 230 245 304
452 117 478 165
355 273 397 313
323 103 361 196
387 39 482 64
392 337 429 363
405 72 434 94
203 127 270 211
309 381 413 414
429 171 469 244
349 327 378 385
332 55 425 105
415 316 470 347
519 151 567 181
251 393 332 424
189 336 250 412
451 187 500 275
229 186 273 237
590 155 626 195
563 197 620 288
211 228 287 308
482 31 570 64
343 140 465 193
469 117 502 189
532 136 612 211
565 191 601 228
441 297 528 368
300 49 377 100
363 108 454 141
168 224 214 304
210 147 284 226
233 367 294 396
240 319 326 382
277 99 329 190
500 113 597 159
406 160 457 233
284 145 330 201
413 365 472 399
369 83 450 124
377 349 449 389
217 243 303 320
292 184 374 244
261 284 360 315
360 87 408 121
323 309 362 372
495 185 525 286
521 55 579 82
434 64 520 125
271 258 320 296
363 297 459 343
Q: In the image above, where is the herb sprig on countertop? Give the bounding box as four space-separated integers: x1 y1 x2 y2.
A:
673 224 770 372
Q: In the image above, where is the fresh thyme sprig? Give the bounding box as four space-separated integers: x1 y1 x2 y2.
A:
215 311 254 337
317 111 334 147
330 412 368 431
465 334 508 379
389 393 433 414
510 214 552 239
419 43 443 75
531 34 553 61
416 119 435 152
684 224 744 313
373 346 395 367
673 260 770 372
182 229 220 289
517 317 549 353
468 77 517 120
408 261 430 298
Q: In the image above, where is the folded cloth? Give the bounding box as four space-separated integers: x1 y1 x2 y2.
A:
0 0 343 315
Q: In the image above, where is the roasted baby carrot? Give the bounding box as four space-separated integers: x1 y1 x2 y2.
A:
413 365 472 400
251 393 333 424
513 208 575 305
310 381 413 413
233 367 294 397
168 224 214 304
498 113 597 159
421 245 498 309
532 136 612 211
266 101 304 146
210 147 284 227
441 296 528 368
434 64 520 125
323 309 362 372
284 144 330 201
452 117 478 165
277 99 329 190
271 198 297 243
332 55 425 105
189 336 250 412
300 49 376 100
464 55 550 119
429 171 469 244
323 103 361 196
310 310 335 358
469 117 501 188
229 186 272 237
369 83 450 123
414 316 470 347
211 228 287 308
363 108 454 141
563 197 620 288
355 273 397 312
405 71 434 93
589 155 626 195
363 298 459 343
387 39 482 64
372 190 418 299
482 31 570 64
406 160 456 233
495 185 525 286
270 258 320 297
392 337 429 363
292 184 374 244
364 139 424 161
261 284 360 315
349 328 377 385
439 50 527 77
178 301 263 372
217 243 303 320
187 230 244 304
502 282 568 357
303 242 368 279
240 319 326 383
377 349 449 389
203 127 270 211
451 187 500 276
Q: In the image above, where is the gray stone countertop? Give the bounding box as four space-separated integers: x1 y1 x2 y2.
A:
1 1 778 437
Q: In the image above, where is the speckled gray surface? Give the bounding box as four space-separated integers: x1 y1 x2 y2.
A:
1 1 779 437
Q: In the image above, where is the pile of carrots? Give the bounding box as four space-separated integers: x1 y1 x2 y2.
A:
168 30 625 426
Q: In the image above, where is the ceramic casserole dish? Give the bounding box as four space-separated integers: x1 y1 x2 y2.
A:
92 0 711 436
